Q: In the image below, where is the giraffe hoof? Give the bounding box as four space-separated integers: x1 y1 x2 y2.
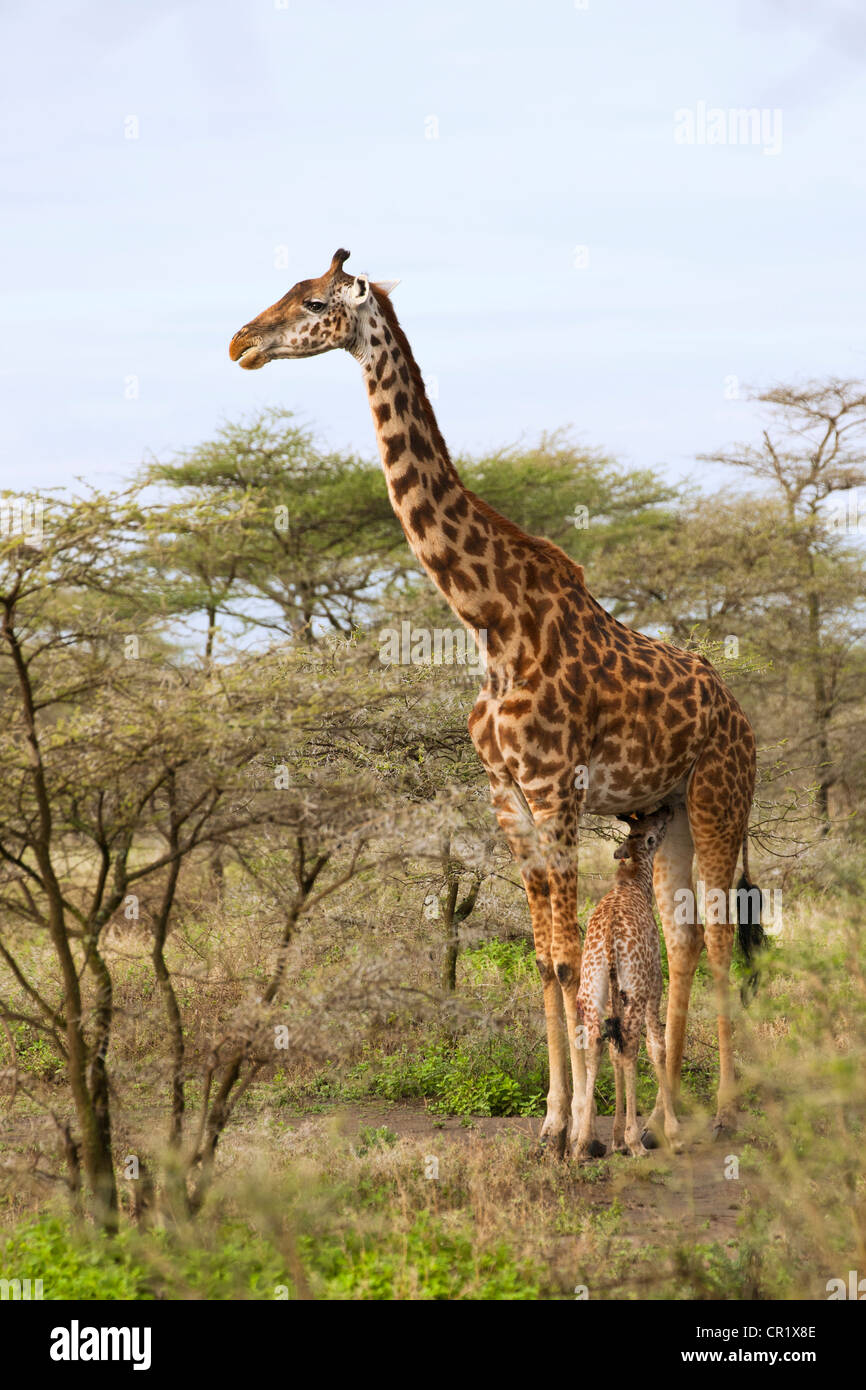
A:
640 1128 660 1150
711 1120 735 1142
537 1128 568 1161
573 1141 606 1163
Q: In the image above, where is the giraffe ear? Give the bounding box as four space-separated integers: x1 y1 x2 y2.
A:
350 275 371 305
374 279 400 296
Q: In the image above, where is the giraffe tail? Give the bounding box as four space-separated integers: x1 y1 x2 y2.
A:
737 830 765 1003
600 929 625 1052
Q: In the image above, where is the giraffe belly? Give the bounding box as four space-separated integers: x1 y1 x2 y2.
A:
583 765 689 817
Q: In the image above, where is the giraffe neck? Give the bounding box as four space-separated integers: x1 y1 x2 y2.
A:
616 857 654 898
352 292 524 666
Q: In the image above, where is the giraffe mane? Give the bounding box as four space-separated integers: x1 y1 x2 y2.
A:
371 287 453 468
469 494 587 587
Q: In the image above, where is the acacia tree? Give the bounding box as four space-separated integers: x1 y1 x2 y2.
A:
458 431 679 563
0 491 393 1227
144 419 680 648
0 491 146 1224
144 409 409 643
702 380 866 826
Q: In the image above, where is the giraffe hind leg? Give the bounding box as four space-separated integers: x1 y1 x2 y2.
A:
644 801 701 1147
646 993 682 1152
688 734 755 1138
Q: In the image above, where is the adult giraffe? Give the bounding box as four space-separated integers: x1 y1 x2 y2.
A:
230 249 761 1154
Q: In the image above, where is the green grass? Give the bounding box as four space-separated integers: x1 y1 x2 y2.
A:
0 1209 541 1301
354 1125 398 1154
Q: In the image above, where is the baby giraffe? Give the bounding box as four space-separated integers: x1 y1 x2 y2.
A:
573 806 681 1160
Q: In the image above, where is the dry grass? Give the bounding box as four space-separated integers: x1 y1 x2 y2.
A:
2 837 865 1299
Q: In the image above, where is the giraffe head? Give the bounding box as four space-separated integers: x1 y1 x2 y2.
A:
613 805 673 865
229 248 398 369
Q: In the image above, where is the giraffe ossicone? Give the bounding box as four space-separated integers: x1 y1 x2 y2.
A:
230 248 763 1148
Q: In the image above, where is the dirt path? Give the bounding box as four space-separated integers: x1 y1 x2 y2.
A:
266 1100 745 1246
2 1095 745 1250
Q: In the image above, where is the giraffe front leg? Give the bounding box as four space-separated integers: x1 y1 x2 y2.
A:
478 759 572 1156
534 937 572 1155
519 863 571 1156
563 983 592 1153
540 813 596 1157
615 1003 650 1157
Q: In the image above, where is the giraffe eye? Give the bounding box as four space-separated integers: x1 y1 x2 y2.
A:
304 300 326 313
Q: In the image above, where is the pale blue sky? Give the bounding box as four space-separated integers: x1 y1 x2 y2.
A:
2 0 865 492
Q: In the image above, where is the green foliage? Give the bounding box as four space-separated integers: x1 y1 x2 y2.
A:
356 1038 546 1117
0 1210 539 1302
5 1023 63 1082
1 1218 150 1300
273 1029 548 1117
461 937 536 983
305 1213 540 1300
458 433 679 567
636 1237 795 1301
354 1126 398 1154
0 1216 289 1301
145 408 406 643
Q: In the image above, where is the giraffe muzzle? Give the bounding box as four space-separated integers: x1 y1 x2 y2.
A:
229 327 268 369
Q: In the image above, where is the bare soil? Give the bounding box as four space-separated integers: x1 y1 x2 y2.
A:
261 1099 744 1246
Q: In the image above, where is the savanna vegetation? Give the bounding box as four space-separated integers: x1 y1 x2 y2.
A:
1 379 865 1300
